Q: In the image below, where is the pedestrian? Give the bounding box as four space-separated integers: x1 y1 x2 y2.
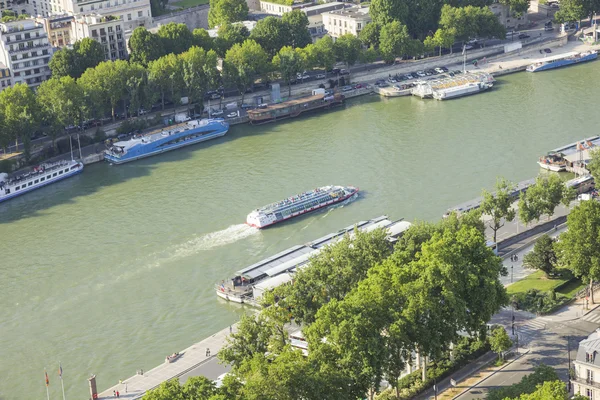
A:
229 325 232 334
116 391 120 398
554 224 557 231
113 390 116 398
125 384 128 393
515 254 519 261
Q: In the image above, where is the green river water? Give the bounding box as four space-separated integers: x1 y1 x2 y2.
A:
1 63 598 400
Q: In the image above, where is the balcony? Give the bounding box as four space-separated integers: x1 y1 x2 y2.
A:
573 378 600 390
8 43 50 54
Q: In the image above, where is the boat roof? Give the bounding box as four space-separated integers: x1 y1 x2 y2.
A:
535 51 579 63
253 272 294 293
247 94 327 114
237 216 410 280
446 177 536 215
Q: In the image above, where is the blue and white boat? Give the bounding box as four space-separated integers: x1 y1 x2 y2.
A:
0 159 84 203
104 118 229 164
526 51 597 72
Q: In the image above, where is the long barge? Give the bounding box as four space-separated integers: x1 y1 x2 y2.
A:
526 51 597 72
246 92 344 125
216 216 412 305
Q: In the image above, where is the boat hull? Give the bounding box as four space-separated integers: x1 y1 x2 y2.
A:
0 163 83 203
527 52 598 72
105 129 227 165
247 188 358 229
538 161 566 172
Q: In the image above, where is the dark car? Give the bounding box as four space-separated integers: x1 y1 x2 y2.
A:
331 68 341 75
544 48 552 53
441 66 449 72
410 72 419 79
339 69 350 75
518 33 530 39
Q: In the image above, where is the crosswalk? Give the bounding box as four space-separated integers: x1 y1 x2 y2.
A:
514 319 547 346
582 312 600 325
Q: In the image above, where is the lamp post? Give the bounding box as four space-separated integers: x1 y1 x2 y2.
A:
567 335 572 392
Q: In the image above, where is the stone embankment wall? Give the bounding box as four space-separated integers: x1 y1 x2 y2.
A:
151 4 209 31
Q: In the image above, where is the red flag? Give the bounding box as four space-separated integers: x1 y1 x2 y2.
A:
45 370 49 386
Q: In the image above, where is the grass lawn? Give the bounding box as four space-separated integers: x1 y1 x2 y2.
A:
556 279 585 297
507 270 573 295
170 0 209 8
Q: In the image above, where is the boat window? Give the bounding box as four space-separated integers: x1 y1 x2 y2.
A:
34 179 39 184
40 177 45 181
15 186 19 190
28 182 32 186
59 170 63 175
71 166 77 170
53 172 57 177
5 189 9 194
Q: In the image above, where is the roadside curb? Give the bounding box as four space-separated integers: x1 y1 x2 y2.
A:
450 349 531 399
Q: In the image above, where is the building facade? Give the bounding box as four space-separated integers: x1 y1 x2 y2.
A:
0 19 52 88
72 13 127 60
36 14 74 46
572 329 600 399
322 6 370 39
489 0 529 29
259 0 301 16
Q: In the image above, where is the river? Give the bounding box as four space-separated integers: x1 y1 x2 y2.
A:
0 62 598 400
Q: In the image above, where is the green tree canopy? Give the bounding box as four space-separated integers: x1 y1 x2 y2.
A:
358 22 381 48
424 28 456 55
489 326 512 359
379 21 411 63
49 38 105 79
208 0 249 28
516 380 569 400
369 0 409 26
518 174 575 225
587 148 600 183
481 177 516 244
487 364 560 400
249 16 288 58
48 47 78 79
128 27 165 66
157 22 194 55
272 46 305 97
523 234 558 277
147 53 184 110
439 4 505 41
310 35 336 71
192 28 214 51
334 34 362 67
0 83 40 158
214 22 250 56
179 46 219 113
281 10 312 49
223 39 269 103
556 200 600 303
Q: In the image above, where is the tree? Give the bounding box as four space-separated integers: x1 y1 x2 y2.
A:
523 235 558 277
501 0 530 16
424 28 456 56
481 177 516 244
128 27 165 66
517 380 569 400
311 36 335 71
141 378 183 400
359 22 381 48
157 22 194 56
487 364 559 400
147 53 183 110
181 376 217 399
272 46 304 97
281 10 312 49
249 16 288 58
208 0 248 28
557 200 600 304
36 77 84 149
588 148 600 184
379 21 411 63
219 314 275 367
79 60 129 121
214 22 250 56
0 83 40 159
489 326 512 360
223 39 269 103
179 46 218 114
518 174 575 225
359 46 379 64
369 0 409 26
48 47 77 79
192 28 213 51
439 4 505 41
74 38 106 76
333 34 362 80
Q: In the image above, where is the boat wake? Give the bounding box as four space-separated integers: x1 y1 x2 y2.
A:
172 224 259 258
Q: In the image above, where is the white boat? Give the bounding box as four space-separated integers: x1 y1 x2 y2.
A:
0 159 84 203
432 81 493 100
526 51 597 72
538 152 567 171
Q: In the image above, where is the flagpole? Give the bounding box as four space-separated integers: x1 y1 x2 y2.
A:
59 362 66 400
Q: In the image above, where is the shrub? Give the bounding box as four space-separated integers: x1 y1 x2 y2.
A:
94 129 107 143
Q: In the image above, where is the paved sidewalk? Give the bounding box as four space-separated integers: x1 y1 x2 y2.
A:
97 324 236 399
542 285 600 322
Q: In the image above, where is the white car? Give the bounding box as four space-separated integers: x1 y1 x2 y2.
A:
464 44 474 50
214 372 229 389
416 71 426 77
434 67 445 74
211 110 224 117
467 38 478 45
315 73 326 79
387 78 397 83
227 112 238 118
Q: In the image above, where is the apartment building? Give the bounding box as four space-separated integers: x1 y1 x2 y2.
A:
322 6 370 39
59 0 151 33
0 19 52 88
0 63 11 89
36 14 73 46
259 0 303 16
489 0 529 30
572 329 600 399
72 13 126 60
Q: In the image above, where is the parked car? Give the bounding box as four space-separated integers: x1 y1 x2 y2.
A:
342 85 354 92
550 2 559 8
410 72 420 79
545 26 555 31
434 67 445 74
339 69 350 75
241 103 254 109
211 110 224 117
464 44 474 50
388 78 397 83
453 70 462 75
467 38 478 45
426 69 437 75
315 73 326 79
416 71 426 77
354 83 365 89
518 33 530 39
257 103 268 109
138 108 149 115
440 66 449 72
331 68 341 74
375 79 386 85
403 74 413 80
227 112 238 118
544 48 552 53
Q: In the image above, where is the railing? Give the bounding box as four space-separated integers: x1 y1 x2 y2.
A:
8 43 50 54
573 378 600 389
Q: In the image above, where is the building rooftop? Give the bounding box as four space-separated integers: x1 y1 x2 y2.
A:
301 1 344 12
325 6 370 19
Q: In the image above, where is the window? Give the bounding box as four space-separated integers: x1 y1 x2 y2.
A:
28 181 32 186
18 43 24 50
27 41 33 48
53 172 57 177
24 33 30 39
34 179 39 184
40 177 45 181
34 68 39 74
116 25 121 31
588 369 595 383
13 72 20 77
15 186 20 190
10 55 16 61
137 10 142 17
23 61 30 67
108 26 113 33
109 35 114 41
127 13 131 20
58 170 63 175
100 28 106 35
15 34 21 40
92 29 97 37
71 166 77 170
587 388 593 399
117 33 122 39
31 53 38 59
42 49 48 55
